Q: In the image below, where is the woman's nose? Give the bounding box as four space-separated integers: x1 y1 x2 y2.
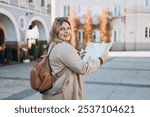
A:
64 29 70 33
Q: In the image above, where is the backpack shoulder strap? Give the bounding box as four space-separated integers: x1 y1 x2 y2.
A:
47 41 65 79
46 42 56 57
54 67 65 78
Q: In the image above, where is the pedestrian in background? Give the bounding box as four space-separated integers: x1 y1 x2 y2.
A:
42 17 109 100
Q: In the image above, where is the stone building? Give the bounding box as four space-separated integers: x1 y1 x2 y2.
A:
0 0 51 62
51 0 150 51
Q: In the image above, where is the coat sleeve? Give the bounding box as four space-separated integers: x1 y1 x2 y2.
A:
58 42 101 75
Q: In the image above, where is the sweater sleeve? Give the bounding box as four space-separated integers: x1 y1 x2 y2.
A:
58 42 101 75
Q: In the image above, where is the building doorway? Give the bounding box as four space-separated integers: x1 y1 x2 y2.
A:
0 28 5 65
0 28 4 46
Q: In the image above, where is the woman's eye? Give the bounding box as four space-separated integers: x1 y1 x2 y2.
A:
67 27 71 30
60 28 65 31
60 27 71 31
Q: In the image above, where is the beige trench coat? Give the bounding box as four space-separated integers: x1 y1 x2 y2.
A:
42 40 102 100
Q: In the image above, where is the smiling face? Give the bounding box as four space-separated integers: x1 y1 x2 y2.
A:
57 22 72 42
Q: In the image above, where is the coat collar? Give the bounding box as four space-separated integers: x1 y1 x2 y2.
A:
54 38 63 43
54 38 71 44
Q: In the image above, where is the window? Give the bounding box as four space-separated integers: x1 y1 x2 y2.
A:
114 31 117 42
144 27 150 38
41 0 45 7
145 27 150 38
144 0 150 6
28 0 33 2
113 4 121 17
145 27 148 38
83 31 85 41
114 6 117 16
114 30 121 42
118 5 121 16
64 5 70 17
149 28 150 37
93 32 96 42
92 31 100 42
78 30 84 42
78 31 81 42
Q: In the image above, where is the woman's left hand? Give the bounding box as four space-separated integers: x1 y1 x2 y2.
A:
101 53 109 63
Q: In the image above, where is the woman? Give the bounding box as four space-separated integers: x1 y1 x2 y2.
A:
42 17 109 100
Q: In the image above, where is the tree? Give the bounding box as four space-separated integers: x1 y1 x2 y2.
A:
84 10 93 46
69 10 79 48
99 9 112 43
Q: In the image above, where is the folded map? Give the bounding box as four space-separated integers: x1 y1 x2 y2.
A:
83 42 113 61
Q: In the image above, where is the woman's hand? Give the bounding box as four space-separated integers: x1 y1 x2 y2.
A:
78 49 86 58
101 53 109 63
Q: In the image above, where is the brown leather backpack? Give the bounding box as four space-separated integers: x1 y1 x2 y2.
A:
30 43 64 93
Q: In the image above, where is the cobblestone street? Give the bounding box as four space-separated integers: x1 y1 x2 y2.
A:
0 51 150 100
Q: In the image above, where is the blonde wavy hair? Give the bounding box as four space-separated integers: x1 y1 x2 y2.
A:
49 17 72 43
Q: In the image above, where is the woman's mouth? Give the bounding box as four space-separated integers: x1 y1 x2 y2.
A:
64 35 70 37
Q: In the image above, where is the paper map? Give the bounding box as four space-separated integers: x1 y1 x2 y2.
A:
83 42 113 61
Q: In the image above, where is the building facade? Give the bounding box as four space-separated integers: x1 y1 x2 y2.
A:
0 0 51 62
51 0 150 51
